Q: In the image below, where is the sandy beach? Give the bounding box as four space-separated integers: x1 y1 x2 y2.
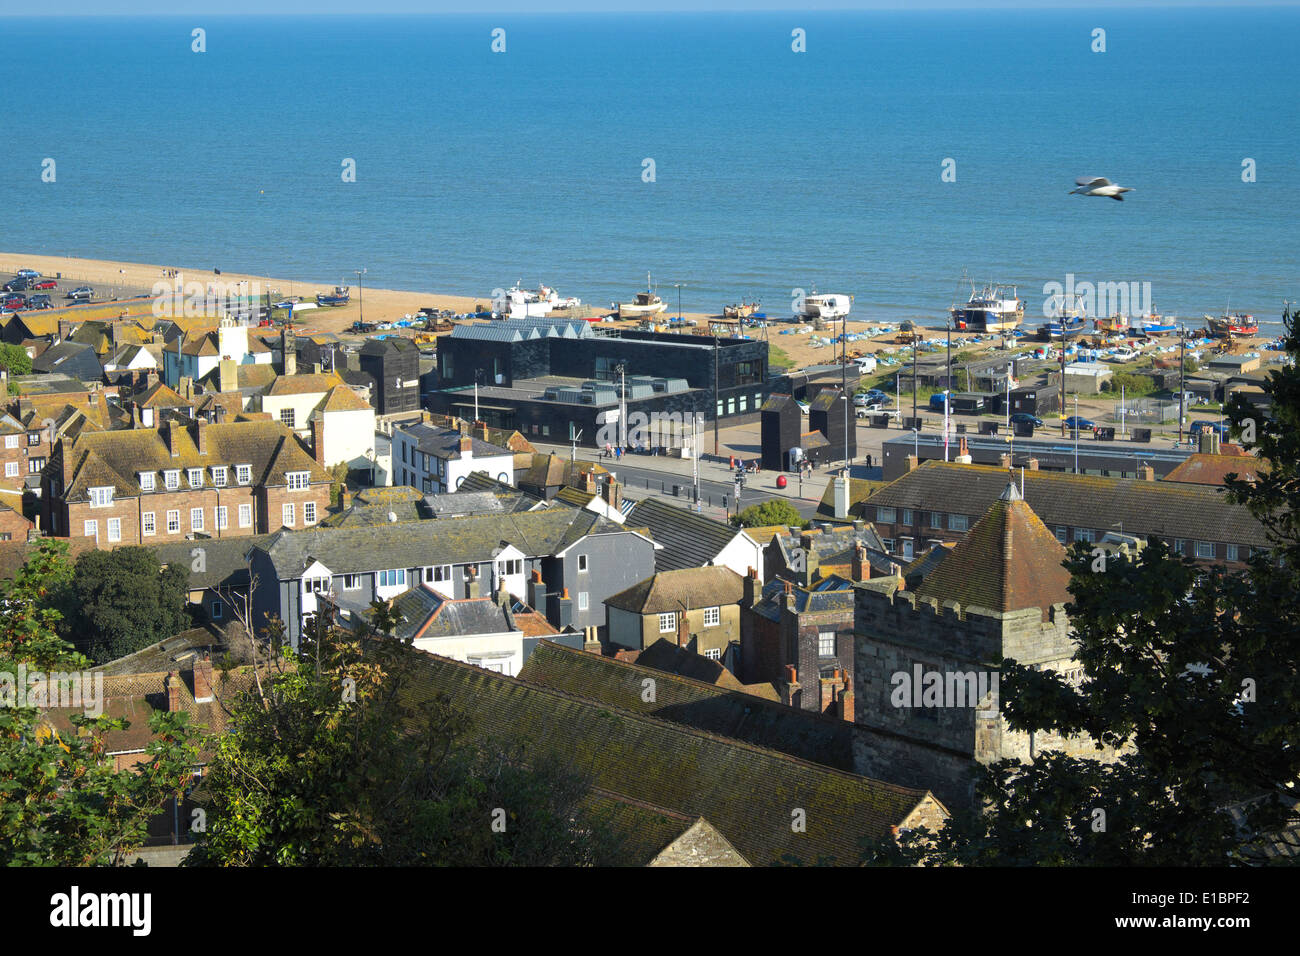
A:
1 252 1279 374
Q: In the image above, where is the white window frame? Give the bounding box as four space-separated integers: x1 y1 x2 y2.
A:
287 471 310 491
164 470 180 491
166 510 180 533
577 592 589 612
658 612 676 634
83 519 97 540
216 505 228 530
89 485 114 508
702 606 720 627
142 512 156 536
236 464 252 485
282 502 295 527
211 466 227 488
577 554 588 572
238 503 253 528
304 501 317 525
1195 540 1215 559
703 648 721 661
106 517 121 543
950 514 969 532
139 471 155 492
190 508 204 532
343 574 361 591
1226 544 1239 562
819 630 836 657
877 506 896 524
3 462 17 478
187 468 203 489
3 434 17 449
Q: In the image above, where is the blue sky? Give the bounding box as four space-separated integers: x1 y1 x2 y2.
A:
4 1 1295 14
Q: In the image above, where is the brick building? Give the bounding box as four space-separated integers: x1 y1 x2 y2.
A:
41 419 331 547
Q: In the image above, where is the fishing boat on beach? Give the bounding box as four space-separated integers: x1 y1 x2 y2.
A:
950 278 1024 333
615 273 668 319
503 281 579 319
1039 291 1088 339
316 286 350 307
1207 313 1259 337
724 300 760 319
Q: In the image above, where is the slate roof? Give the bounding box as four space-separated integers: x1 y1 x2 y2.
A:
256 508 638 579
406 645 942 865
865 461 1269 548
422 491 505 518
901 541 955 590
749 575 857 621
57 420 329 502
373 586 557 642
913 483 1072 616
605 565 744 614
454 471 546 512
151 535 274 590
399 422 511 461
625 497 751 572
31 341 103 381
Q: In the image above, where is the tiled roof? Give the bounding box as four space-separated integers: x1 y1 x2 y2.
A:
59 420 329 501
865 461 1269 548
605 565 744 614
454 472 545 513
517 453 608 491
151 535 274 590
814 477 889 522
318 385 372 412
1163 452 1264 487
137 381 188 408
266 371 345 396
399 422 511 461
405 646 942 865
632 638 780 700
625 498 749 572
913 483 1071 616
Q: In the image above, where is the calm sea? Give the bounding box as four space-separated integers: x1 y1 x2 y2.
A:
1 9 1296 332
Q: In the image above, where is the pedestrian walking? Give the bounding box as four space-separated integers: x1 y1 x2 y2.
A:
866 453 873 470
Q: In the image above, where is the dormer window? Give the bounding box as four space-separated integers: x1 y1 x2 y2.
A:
89 486 114 508
164 469 180 490
138 472 155 492
236 464 252 485
211 466 228 488
187 468 203 488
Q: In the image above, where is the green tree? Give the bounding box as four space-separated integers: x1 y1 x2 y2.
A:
867 306 1300 866
67 547 190 663
732 498 806 529
187 609 626 866
0 342 32 377
0 541 200 865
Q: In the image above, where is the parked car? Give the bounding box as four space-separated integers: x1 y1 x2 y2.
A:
67 286 94 300
15 269 39 280
1189 420 1230 440
3 278 31 293
1110 347 1139 362
1064 415 1096 430
2 294 27 310
856 402 898 419
30 278 57 290
27 294 52 309
1009 412 1044 428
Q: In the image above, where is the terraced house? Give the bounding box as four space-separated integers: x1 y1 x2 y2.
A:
42 419 331 547
245 507 658 647
858 460 1269 567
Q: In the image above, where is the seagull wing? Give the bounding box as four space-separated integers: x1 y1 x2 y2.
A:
1076 176 1111 188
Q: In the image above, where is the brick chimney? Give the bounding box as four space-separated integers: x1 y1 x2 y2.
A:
905 454 919 472
554 587 573 630
218 356 237 394
780 664 800 707
311 416 326 465
193 653 214 704
179 376 193 401
166 671 182 712
196 419 209 455
839 681 855 722
281 327 296 376
1137 463 1155 481
476 421 490 441
742 566 758 607
583 625 602 654
677 609 690 649
1027 457 1039 471
582 470 597 494
164 420 179 458
999 452 1012 470
602 477 622 514
341 487 353 510
851 543 870 582
781 579 795 611
58 318 73 342
459 435 473 459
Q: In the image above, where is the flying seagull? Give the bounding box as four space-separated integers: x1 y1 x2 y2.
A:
1070 176 1133 201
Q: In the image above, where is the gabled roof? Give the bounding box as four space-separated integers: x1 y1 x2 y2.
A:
399 422 511 461
632 638 780 700
815 477 888 522
137 380 188 408
865 461 1269 548
624 497 752 572
30 341 103 381
913 483 1071 616
407 646 944 865
266 371 345 397
317 384 372 412
605 565 744 614
517 453 607 491
255 508 639 579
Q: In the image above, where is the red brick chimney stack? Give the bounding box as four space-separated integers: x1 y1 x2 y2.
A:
166 671 182 712
193 653 214 703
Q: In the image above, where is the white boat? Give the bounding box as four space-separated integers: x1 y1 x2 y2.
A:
505 281 574 319
616 273 667 319
949 279 1024 332
799 291 852 321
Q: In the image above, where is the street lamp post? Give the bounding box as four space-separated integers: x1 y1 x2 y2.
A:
942 389 950 461
355 268 367 326
1074 393 1080 474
